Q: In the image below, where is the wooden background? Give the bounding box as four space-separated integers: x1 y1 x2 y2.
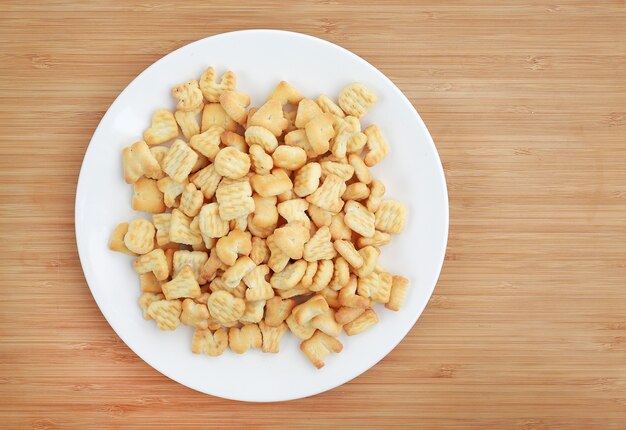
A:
1 1 625 428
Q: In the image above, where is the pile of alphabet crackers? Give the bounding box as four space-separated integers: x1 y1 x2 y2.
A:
109 67 409 368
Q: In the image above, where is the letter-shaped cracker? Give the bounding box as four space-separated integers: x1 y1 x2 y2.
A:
162 139 198 183
216 229 251 266
338 275 370 308
191 328 229 356
357 230 391 248
243 264 274 301
343 308 378 336
124 218 155 255
295 98 323 128
357 271 392 304
266 233 290 273
374 200 407 234
252 194 278 228
147 299 182 330
342 182 370 201
201 103 237 132
344 200 375 238
310 307 342 337
305 113 335 155
385 275 409 311
109 222 136 256
293 162 321 198
338 83 376 118
179 183 203 217
301 261 318 288
250 168 293 197
123 140 162 184
284 129 316 159
348 154 372 184
214 147 251 179
249 144 274 175
328 213 351 241
320 160 354 182
191 164 221 200
172 250 208 283
134 248 169 281
245 126 278 153
270 259 307 291
309 259 333 292
316 95 345 118
161 265 201 300
272 222 310 260
363 125 389 167
335 306 365 325
189 125 223 160
277 199 311 229
174 107 202 140
170 209 202 245
215 177 255 221
180 299 210 330
293 295 329 326
249 237 269 265
229 324 262 354
265 296 296 327
272 146 307 171
301 331 343 369
199 67 236 102
306 174 346 213
222 256 256 289
172 80 203 112
132 178 165 213
269 81 304 106
143 110 178 146
303 226 336 262
198 202 229 242
259 321 288 353
207 290 245 324
285 314 316 340
138 292 165 319
240 299 266 324
221 130 248 152
219 90 250 125
248 99 288 137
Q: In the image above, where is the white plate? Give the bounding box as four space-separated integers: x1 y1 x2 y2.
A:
75 30 448 402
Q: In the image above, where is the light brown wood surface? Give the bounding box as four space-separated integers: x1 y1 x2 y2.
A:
1 1 625 428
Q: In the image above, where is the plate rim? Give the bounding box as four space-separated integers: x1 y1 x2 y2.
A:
75 29 449 402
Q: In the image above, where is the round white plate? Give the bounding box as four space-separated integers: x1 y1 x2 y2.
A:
75 29 448 402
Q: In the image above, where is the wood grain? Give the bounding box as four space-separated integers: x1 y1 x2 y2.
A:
1 1 625 428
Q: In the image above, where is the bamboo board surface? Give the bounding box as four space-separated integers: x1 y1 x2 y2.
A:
1 1 625 428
